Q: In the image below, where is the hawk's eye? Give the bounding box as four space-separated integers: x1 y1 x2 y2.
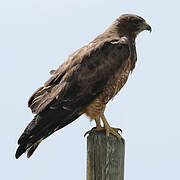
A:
133 20 140 25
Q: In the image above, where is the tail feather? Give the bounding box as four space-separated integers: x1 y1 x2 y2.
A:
15 139 43 159
15 144 26 159
15 109 81 159
26 139 43 158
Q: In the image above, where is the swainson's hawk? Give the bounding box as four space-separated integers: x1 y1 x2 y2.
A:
15 14 151 158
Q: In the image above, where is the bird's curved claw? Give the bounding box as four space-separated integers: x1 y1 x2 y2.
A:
113 127 122 134
84 127 104 137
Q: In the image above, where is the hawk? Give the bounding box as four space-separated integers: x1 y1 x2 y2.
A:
15 14 151 159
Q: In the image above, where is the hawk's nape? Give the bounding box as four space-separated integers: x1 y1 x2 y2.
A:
15 38 130 159
15 14 151 159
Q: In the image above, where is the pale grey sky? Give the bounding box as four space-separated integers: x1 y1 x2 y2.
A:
0 0 179 179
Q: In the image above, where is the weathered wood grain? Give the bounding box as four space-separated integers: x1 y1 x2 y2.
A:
87 131 125 180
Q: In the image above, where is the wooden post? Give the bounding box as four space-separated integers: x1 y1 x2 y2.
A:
86 131 125 180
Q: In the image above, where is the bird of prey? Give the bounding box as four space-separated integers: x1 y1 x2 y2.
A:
15 14 151 159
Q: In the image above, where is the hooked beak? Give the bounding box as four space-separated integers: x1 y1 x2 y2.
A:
143 22 152 32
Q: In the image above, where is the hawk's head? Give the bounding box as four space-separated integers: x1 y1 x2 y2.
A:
116 14 151 37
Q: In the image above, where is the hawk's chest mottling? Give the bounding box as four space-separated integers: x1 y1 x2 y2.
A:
84 59 131 119
102 59 131 103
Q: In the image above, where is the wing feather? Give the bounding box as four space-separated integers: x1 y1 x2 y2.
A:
28 38 130 114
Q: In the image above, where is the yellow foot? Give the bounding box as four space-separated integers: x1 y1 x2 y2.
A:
105 126 122 141
100 114 122 140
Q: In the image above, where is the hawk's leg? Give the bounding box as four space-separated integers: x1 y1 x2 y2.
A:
84 118 105 137
94 118 102 129
101 114 122 140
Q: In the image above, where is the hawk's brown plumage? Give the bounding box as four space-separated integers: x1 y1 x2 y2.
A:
15 14 151 159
